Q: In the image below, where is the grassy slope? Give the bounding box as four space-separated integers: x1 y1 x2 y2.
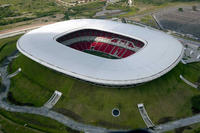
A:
0 113 41 133
9 52 200 129
0 109 71 133
68 1 106 18
0 35 21 61
1 23 200 133
9 54 74 106
0 36 76 133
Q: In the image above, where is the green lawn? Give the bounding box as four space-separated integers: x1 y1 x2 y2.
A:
0 113 40 133
9 50 200 129
0 109 73 133
0 36 75 133
0 35 22 62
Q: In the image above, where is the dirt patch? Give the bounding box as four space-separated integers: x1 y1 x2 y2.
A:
175 126 192 133
155 5 200 38
96 120 131 129
65 127 81 133
53 108 84 122
15 114 58 129
157 116 175 124
7 92 34 106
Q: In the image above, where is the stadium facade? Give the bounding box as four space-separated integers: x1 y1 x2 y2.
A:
17 19 184 86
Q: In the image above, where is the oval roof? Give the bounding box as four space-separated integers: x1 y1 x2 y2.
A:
17 19 184 86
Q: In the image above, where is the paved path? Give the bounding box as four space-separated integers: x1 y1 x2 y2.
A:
177 37 200 47
155 114 200 132
180 75 198 89
0 26 44 39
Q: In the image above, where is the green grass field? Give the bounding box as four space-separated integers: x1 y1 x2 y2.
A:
0 113 40 133
4 36 200 131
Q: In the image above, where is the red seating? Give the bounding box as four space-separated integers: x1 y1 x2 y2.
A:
99 43 108 52
128 42 134 48
135 41 144 48
90 42 97 48
105 44 114 54
111 39 118 43
57 29 145 58
118 48 126 57
116 48 123 55
122 50 135 58
94 42 102 50
111 46 119 55
85 42 91 50
69 41 136 58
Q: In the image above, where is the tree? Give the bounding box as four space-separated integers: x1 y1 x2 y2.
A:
178 7 183 12
191 95 200 113
192 5 197 11
64 10 70 20
197 77 200 89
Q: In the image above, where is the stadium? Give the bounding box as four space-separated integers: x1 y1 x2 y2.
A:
17 19 184 86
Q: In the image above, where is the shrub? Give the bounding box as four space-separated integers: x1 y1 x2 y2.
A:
192 5 197 11
178 7 183 12
0 17 34 26
191 95 200 113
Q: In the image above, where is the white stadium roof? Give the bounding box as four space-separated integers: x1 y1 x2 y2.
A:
17 19 184 86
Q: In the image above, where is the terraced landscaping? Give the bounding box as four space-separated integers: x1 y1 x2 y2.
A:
6 38 200 130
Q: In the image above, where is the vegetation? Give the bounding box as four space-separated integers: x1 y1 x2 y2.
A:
0 17 33 26
3 35 199 129
193 127 200 133
0 5 20 19
191 95 200 113
1 0 200 130
34 9 60 18
64 10 70 20
140 15 157 28
0 109 77 133
68 1 106 18
0 35 21 62
192 5 197 11
0 36 78 133
0 0 60 15
9 53 200 129
106 1 139 17
0 113 39 133
178 7 183 12
0 0 62 26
